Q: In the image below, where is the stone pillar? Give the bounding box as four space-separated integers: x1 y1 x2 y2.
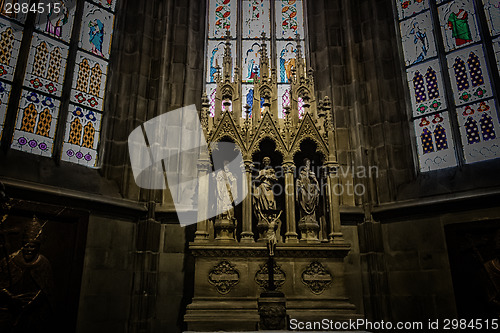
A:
240 160 255 242
194 157 211 242
129 202 161 333
283 161 298 243
325 162 344 243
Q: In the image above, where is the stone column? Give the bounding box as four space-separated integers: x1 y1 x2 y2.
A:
194 157 211 242
240 160 255 242
283 161 298 243
325 162 344 243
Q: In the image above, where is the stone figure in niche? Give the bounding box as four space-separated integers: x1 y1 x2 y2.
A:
216 160 237 220
254 156 277 222
0 216 54 332
296 158 320 222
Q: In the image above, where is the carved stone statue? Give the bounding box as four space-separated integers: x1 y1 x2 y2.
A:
254 157 279 240
266 212 282 257
254 157 277 220
296 158 320 217
216 160 237 220
0 216 54 332
296 158 320 242
214 161 238 241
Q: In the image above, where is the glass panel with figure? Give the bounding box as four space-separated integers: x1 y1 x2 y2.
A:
206 39 236 83
79 1 115 59
399 11 437 67
242 40 269 83
438 0 481 53
276 40 304 84
35 0 76 43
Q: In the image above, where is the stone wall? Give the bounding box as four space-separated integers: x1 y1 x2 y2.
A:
102 0 205 203
76 215 135 333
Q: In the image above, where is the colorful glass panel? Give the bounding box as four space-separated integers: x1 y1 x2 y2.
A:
276 40 304 83
0 0 28 24
446 45 492 106
482 0 500 37
35 0 76 43
457 99 500 163
275 0 304 40
493 36 500 70
206 39 236 83
0 17 22 81
438 0 481 53
414 112 457 171
61 103 102 167
395 0 429 20
406 59 447 116
0 80 11 138
90 0 117 12
208 0 237 38
206 84 216 117
242 84 253 116
242 0 270 39
79 1 115 59
11 90 60 157
399 11 437 67
70 51 108 111
277 84 290 118
242 40 269 83
434 124 449 151
23 33 69 97
298 96 304 118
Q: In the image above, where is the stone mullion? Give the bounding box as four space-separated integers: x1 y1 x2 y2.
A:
129 203 161 333
283 161 298 243
194 157 211 242
240 160 255 242
324 163 344 243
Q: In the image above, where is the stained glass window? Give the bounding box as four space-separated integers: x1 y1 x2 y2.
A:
12 90 60 157
0 15 21 139
396 0 500 171
35 0 76 43
0 81 11 138
1 0 118 167
205 0 306 119
23 33 69 97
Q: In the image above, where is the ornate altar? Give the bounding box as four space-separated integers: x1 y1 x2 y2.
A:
184 33 361 331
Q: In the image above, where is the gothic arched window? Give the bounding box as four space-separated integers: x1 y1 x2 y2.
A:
0 0 118 168
396 0 500 171
205 0 306 118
